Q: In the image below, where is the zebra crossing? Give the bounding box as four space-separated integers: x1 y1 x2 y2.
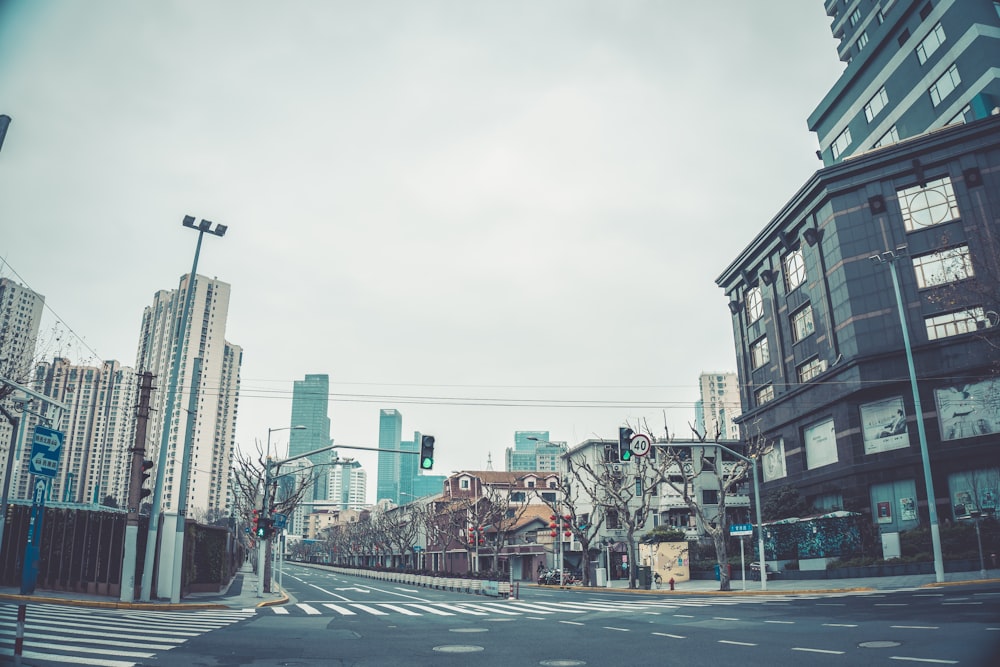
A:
0 602 254 666
265 594 813 619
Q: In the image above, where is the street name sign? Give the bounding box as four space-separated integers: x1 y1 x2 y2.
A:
729 523 754 537
29 426 64 478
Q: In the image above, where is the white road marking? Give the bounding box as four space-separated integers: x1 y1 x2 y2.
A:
321 603 357 615
719 640 756 646
888 657 957 664
764 620 794 624
604 626 630 632
823 623 858 628
347 604 388 615
296 604 321 615
793 647 845 655
891 625 939 630
652 632 686 639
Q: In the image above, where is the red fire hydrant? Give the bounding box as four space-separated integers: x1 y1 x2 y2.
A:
668 577 675 591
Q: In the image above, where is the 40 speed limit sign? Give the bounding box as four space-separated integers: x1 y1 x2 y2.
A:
629 433 652 457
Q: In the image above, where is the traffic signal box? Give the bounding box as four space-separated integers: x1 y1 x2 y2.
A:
618 427 635 462
420 435 435 470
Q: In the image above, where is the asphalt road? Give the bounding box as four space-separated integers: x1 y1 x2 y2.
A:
142 564 1000 667
5 564 997 666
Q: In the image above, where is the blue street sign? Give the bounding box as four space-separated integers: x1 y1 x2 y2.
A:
729 523 754 536
29 426 64 478
272 513 287 529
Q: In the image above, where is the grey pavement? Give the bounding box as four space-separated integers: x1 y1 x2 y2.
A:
1 563 999 610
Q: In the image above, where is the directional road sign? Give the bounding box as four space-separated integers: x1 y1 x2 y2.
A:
29 426 64 478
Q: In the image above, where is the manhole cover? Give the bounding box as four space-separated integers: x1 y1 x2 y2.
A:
540 661 587 666
450 627 488 633
859 640 902 648
433 645 485 653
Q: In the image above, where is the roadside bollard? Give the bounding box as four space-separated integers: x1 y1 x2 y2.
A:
668 577 675 591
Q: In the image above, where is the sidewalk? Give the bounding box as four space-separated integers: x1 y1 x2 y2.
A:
1 565 998 610
0 562 288 611
594 567 1000 594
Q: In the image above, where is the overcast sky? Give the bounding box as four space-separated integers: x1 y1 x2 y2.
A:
0 1 845 502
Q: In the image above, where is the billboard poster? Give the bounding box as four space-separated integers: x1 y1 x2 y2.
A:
935 377 1000 441
861 397 910 454
804 418 838 470
877 501 892 524
899 497 917 521
762 439 786 481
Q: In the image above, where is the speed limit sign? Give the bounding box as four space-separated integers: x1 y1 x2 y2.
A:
629 433 652 457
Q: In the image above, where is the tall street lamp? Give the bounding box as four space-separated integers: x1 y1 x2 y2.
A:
869 247 945 584
140 216 227 602
258 425 306 598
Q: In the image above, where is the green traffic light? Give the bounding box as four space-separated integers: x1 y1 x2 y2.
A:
621 450 632 461
421 457 433 470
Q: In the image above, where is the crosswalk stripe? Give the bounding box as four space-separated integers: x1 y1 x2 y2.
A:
297 604 322 615
348 603 388 615
272 607 290 614
376 604 422 616
499 602 554 614
403 604 455 616
322 603 357 615
456 603 523 615
432 603 488 615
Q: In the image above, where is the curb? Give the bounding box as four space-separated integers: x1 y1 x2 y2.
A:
0 592 228 611
530 584 876 596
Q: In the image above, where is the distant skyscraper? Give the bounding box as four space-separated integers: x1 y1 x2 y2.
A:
506 431 563 472
135 274 241 517
0 277 44 492
809 0 1000 165
288 374 332 504
376 409 403 503
696 372 741 441
14 359 137 506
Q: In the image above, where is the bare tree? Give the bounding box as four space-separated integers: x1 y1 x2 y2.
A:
374 504 420 568
230 443 314 591
648 423 767 592
480 482 534 574
564 443 660 589
543 476 605 586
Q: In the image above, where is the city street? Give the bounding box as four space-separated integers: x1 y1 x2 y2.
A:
155 566 1000 666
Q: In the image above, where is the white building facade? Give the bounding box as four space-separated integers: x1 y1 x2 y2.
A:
135 273 241 518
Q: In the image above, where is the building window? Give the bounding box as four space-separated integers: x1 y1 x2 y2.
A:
912 246 974 288
460 478 470 489
784 249 806 291
831 126 852 159
874 125 899 148
541 492 556 502
702 490 719 505
864 87 889 122
946 104 972 126
755 384 774 406
897 176 960 231
791 305 816 343
857 31 869 53
606 509 620 530
635 478 643 495
925 307 985 341
751 336 770 369
798 357 826 382
919 2 933 20
916 23 946 64
746 286 763 322
510 491 526 502
526 480 535 488
929 63 961 107
849 7 861 26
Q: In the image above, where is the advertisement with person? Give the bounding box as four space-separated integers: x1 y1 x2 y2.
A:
861 397 910 454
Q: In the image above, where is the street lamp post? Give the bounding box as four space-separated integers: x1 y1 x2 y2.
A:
711 442 767 591
257 425 306 598
870 248 945 584
141 216 227 602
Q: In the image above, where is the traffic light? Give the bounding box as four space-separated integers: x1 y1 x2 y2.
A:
420 435 435 470
140 460 154 499
257 517 274 539
251 509 260 536
619 427 635 462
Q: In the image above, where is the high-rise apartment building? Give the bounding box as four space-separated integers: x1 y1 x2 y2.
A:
288 374 333 505
810 0 1000 166
13 359 137 507
135 274 241 518
506 431 564 472
718 1 1000 542
695 372 741 440
328 460 367 510
375 409 403 504
0 277 44 493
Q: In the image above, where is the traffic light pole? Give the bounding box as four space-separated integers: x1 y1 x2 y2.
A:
121 372 154 602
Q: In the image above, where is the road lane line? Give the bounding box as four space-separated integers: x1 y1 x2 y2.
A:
559 620 584 626
604 627 630 632
719 640 756 646
823 623 858 627
764 620 794 624
793 647 845 654
891 625 939 630
714 617 739 621
652 632 686 639
888 657 957 664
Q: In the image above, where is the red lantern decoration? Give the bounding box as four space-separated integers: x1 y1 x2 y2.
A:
550 531 557 537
